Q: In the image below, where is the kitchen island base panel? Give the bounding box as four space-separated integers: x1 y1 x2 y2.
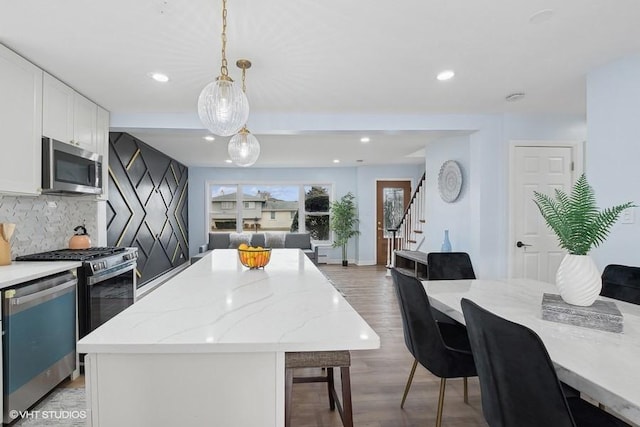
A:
85 352 284 427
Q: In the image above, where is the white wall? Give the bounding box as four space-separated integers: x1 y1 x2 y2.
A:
425 135 472 254
587 54 640 269
420 114 586 279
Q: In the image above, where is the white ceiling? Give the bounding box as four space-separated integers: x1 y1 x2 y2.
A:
1 0 639 166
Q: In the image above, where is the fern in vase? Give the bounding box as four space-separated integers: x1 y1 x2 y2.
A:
533 174 635 306
533 174 635 256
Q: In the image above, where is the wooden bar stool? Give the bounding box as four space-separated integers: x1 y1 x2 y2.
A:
285 350 353 427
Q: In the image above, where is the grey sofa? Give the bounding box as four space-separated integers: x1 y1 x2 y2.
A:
201 232 317 262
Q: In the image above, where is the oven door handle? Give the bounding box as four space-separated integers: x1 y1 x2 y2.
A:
87 262 136 286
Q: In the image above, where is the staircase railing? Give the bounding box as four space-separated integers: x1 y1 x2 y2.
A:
386 172 426 267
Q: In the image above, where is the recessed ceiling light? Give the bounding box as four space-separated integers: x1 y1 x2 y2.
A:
529 9 554 25
149 72 169 83
225 159 232 163
505 92 526 102
203 135 215 142
333 159 340 164
360 137 370 143
437 70 455 81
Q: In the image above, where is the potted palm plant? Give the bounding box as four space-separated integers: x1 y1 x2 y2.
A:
330 192 360 266
533 173 635 306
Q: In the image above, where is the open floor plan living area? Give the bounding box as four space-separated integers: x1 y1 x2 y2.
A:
1 1 640 426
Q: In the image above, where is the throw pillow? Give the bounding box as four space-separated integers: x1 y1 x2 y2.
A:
228 232 251 248
265 232 285 248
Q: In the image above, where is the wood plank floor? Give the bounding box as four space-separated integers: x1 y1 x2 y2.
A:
291 264 488 427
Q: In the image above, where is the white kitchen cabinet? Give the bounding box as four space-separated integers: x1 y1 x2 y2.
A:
73 92 97 152
42 73 74 146
96 106 110 200
0 44 42 195
43 72 97 152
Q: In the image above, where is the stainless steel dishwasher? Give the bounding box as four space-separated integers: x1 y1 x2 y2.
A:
2 271 77 424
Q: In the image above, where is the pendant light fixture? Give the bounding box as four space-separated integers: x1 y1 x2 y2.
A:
228 59 260 167
197 0 249 136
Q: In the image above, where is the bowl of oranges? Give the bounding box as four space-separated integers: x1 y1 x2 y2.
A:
237 244 272 269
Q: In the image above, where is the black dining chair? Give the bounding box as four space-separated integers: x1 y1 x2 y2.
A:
426 252 476 280
390 268 477 427
601 264 640 305
426 251 476 325
460 298 630 427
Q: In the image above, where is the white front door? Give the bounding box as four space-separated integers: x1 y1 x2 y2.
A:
510 143 582 282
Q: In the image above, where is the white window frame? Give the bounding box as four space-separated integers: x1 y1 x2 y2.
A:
205 181 334 242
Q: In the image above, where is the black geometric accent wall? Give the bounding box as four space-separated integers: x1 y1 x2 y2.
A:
107 132 189 286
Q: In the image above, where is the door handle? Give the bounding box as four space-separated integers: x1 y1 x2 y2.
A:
516 241 532 248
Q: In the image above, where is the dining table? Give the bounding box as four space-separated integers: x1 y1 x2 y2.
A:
423 277 640 426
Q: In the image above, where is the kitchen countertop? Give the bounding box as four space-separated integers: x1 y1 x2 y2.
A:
78 248 380 354
0 260 82 289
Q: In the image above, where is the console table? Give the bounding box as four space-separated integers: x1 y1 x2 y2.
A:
394 250 428 278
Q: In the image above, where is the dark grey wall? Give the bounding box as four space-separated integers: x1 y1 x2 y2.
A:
108 132 189 286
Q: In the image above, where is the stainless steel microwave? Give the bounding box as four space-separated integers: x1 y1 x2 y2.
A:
42 137 103 195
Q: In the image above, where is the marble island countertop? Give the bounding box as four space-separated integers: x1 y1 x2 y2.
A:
78 249 380 354
0 260 82 289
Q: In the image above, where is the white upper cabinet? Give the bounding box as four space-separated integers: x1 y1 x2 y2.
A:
43 72 97 152
73 92 97 152
96 106 110 200
42 73 74 145
0 44 43 195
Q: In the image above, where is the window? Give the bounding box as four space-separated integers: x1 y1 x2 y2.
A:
383 187 406 238
302 185 330 240
207 182 332 240
242 185 298 232
209 185 238 231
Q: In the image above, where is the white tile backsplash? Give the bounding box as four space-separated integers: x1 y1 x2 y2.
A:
0 194 97 258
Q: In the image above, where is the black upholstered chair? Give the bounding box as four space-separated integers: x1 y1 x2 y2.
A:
426 252 476 326
601 264 640 305
390 268 477 427
460 298 630 427
426 252 476 280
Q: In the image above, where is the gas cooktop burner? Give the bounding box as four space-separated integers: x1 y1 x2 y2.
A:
16 247 127 261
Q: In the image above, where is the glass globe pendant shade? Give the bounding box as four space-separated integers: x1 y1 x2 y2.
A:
198 76 249 137
228 128 260 167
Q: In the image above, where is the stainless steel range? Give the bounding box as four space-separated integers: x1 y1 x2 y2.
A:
17 247 138 338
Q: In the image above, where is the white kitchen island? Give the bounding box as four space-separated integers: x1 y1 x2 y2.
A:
78 249 379 427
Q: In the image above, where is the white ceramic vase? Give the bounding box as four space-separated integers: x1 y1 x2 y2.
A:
555 254 602 306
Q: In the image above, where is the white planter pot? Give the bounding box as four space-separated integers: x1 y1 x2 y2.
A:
555 254 602 306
